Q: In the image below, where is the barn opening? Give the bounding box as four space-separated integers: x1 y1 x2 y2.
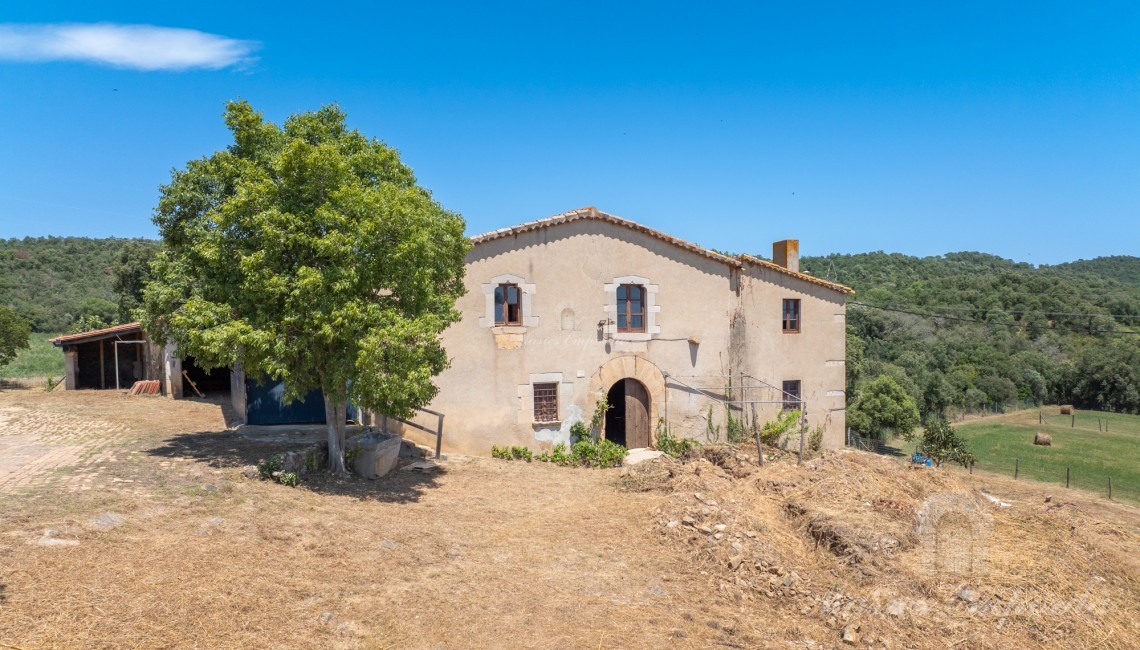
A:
180 356 231 397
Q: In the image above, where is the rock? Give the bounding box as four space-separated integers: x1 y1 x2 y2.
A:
782 574 797 588
400 460 439 472
682 516 696 526
625 448 666 465
728 556 745 571
713 533 724 540
957 588 979 603
321 612 335 625
885 599 905 618
666 520 680 529
1044 495 1053 503
698 525 713 534
241 466 260 480
714 523 727 532
379 539 398 550
841 622 861 645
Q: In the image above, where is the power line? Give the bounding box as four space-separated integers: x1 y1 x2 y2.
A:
852 303 1140 319
849 302 1140 337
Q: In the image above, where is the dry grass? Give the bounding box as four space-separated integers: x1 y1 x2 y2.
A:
2 390 1139 649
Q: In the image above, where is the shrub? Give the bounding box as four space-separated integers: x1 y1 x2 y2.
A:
656 419 700 458
760 409 801 446
570 421 590 444
509 445 533 462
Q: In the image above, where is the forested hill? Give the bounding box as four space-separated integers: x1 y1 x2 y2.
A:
800 252 1140 416
1053 256 1140 291
3 236 1139 414
0 237 159 332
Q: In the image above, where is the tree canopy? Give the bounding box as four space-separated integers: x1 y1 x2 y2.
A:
0 236 158 332
143 100 469 471
847 375 921 439
0 305 31 370
801 251 1140 418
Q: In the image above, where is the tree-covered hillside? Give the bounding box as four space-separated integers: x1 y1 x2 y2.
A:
0 237 159 332
800 252 1140 419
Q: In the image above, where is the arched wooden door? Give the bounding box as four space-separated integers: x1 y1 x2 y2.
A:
623 379 651 448
604 378 652 448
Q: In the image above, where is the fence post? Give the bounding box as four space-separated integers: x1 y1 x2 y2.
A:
1071 414 1075 428
1066 466 1070 489
1015 458 1019 480
1108 477 1113 500
1039 411 1043 425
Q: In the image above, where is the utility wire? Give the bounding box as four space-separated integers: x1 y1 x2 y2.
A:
849 301 1140 337
848 303 1140 319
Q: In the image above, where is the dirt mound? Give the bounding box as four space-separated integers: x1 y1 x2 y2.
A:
621 447 1140 649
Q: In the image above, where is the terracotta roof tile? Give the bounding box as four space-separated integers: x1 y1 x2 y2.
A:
51 322 143 346
470 207 854 295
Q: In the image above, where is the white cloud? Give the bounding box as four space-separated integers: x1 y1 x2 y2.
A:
0 23 257 71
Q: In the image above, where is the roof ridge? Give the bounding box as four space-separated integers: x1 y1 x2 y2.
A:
470 207 853 294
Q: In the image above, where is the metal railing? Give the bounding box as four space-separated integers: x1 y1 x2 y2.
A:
379 408 445 458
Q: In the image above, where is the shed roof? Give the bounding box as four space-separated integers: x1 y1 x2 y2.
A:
51 322 143 346
470 207 854 295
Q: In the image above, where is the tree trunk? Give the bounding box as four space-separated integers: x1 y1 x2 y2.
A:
324 391 348 473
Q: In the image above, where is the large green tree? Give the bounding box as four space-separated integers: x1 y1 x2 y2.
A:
0 305 31 370
144 101 469 472
847 375 921 439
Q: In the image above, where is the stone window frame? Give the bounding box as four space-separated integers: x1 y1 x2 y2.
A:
603 276 660 342
479 273 539 329
518 372 573 425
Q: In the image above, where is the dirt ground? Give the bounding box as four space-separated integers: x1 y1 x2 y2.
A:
1 388 1138 649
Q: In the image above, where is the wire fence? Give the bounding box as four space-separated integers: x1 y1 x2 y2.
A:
846 427 1138 504
968 456 1138 504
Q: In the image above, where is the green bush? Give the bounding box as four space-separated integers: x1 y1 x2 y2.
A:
656 419 700 458
760 409 801 446
496 439 626 468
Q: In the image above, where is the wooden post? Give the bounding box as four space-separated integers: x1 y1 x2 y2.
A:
1071 414 1075 428
1015 458 1019 480
1108 477 1113 500
1066 466 1070 488
1039 411 1043 425
99 339 106 389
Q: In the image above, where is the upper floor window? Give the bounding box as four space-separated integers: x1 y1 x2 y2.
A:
616 284 646 333
495 283 522 325
782 298 801 333
782 380 802 411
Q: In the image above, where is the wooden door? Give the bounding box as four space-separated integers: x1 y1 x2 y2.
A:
624 379 650 448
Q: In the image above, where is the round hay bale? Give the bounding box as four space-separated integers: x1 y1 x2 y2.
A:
1060 405 1074 415
1033 432 1053 446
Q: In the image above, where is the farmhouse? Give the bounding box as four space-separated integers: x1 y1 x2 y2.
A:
398 207 852 455
51 207 852 453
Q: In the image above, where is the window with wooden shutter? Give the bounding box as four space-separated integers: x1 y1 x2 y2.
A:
782 380 802 411
616 284 646 333
782 298 801 333
495 283 522 325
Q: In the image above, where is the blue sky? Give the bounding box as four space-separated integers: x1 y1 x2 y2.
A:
1 2 1137 264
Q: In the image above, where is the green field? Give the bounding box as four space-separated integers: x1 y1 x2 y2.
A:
956 408 1140 503
0 332 65 381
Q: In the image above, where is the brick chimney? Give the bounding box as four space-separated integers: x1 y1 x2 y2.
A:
772 239 799 272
